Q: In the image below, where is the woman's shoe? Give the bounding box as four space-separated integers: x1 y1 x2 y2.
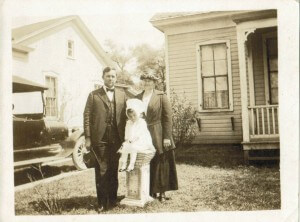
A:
151 193 158 199
159 192 166 202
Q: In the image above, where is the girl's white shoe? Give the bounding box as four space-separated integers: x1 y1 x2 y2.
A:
126 164 134 172
119 164 127 172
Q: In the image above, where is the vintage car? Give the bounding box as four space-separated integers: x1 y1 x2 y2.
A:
13 75 87 170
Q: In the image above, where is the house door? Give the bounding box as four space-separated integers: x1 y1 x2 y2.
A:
263 34 278 105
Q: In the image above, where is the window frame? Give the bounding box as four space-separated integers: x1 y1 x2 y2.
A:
67 40 75 59
262 32 278 105
196 39 233 112
44 74 59 119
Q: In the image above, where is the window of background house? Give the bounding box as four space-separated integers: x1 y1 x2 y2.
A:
45 76 58 117
67 40 74 58
197 40 233 111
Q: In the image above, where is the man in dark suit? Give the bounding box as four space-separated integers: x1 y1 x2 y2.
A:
83 67 127 212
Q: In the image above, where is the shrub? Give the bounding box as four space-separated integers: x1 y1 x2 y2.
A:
170 90 198 148
27 165 66 215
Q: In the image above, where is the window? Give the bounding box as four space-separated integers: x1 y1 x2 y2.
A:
67 40 74 58
45 76 58 117
197 40 233 111
264 36 278 105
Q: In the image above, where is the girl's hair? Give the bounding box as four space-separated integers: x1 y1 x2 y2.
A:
126 109 136 116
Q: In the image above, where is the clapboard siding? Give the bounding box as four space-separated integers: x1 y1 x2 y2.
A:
168 27 237 41
168 26 243 144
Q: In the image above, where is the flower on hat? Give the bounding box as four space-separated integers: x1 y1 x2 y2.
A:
140 69 159 81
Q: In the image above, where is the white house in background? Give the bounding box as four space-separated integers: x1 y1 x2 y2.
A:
12 16 114 127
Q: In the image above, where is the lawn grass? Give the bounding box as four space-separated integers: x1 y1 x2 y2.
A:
15 145 280 215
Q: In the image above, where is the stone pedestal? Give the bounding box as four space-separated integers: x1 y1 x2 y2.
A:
120 152 155 207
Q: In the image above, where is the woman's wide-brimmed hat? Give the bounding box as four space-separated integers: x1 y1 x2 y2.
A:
140 70 159 81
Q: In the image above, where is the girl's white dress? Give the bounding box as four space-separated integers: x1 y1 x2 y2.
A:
120 118 155 154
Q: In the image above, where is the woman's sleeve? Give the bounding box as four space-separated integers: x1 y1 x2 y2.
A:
161 94 173 140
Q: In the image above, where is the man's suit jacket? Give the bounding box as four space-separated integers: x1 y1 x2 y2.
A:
83 87 127 146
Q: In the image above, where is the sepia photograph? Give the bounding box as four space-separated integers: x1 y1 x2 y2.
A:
0 0 298 221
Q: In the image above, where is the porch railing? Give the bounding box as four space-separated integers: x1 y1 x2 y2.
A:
248 105 279 138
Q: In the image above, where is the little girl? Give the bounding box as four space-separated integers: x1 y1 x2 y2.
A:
118 98 155 172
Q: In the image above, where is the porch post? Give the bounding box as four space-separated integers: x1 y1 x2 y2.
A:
164 34 171 99
236 28 255 143
247 38 255 106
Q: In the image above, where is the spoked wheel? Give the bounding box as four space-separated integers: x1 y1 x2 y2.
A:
72 136 88 170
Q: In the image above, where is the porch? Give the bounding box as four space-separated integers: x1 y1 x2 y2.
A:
233 11 279 163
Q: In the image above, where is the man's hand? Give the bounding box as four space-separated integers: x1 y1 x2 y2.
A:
85 137 91 151
163 139 171 148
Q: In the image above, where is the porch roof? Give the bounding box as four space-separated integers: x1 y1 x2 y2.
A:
150 10 277 32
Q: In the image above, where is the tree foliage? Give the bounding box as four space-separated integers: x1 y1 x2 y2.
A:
104 39 134 85
104 40 166 90
132 44 166 91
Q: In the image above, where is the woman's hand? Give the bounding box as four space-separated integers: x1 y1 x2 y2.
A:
163 139 171 148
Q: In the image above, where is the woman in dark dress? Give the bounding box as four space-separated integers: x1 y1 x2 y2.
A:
136 73 178 202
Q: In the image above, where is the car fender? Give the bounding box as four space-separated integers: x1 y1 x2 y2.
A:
58 129 85 158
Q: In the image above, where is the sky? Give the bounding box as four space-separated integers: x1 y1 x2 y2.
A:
10 0 205 51
10 0 285 52
12 12 165 51
10 0 287 75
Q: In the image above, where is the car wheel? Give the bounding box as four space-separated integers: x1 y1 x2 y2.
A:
72 136 88 170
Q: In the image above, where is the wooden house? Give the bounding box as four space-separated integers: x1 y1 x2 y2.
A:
150 10 279 162
12 16 114 128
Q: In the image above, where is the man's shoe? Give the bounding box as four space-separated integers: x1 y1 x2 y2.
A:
109 202 119 209
109 199 120 209
96 205 106 213
117 195 125 201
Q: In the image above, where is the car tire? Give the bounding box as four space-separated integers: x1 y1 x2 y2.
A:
72 136 88 170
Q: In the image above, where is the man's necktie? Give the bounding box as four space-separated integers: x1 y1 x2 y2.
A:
107 88 114 92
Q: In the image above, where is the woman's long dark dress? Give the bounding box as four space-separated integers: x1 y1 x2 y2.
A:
137 90 178 194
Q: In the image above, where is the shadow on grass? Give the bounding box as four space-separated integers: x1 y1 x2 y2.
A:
28 195 126 214
14 165 76 186
175 144 279 169
28 195 98 214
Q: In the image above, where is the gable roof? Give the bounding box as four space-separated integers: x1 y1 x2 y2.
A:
12 16 115 67
150 11 240 31
12 16 70 41
150 11 211 22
